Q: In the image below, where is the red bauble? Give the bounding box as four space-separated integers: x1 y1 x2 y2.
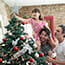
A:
29 58 34 62
2 38 7 41
21 22 27 25
39 53 44 56
20 37 24 40
13 46 18 51
0 58 2 62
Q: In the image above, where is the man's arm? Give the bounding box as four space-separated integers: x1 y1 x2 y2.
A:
53 59 65 65
48 37 57 49
47 56 65 65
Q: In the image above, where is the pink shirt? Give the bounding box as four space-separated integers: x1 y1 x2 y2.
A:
29 18 46 41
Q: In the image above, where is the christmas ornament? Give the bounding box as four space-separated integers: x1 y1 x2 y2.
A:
35 53 39 57
39 53 44 57
7 61 11 64
21 22 27 25
2 60 7 63
12 38 19 46
0 58 2 62
13 46 18 51
2 44 5 46
2 38 7 41
26 61 37 65
9 33 12 35
29 58 34 62
13 44 32 59
20 36 24 40
26 61 31 65
22 57 25 61
12 40 17 46
10 4 21 14
28 38 32 41
21 28 24 32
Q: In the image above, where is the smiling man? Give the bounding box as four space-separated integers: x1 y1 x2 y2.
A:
47 24 65 65
39 27 52 56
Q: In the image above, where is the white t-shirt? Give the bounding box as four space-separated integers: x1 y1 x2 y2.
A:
53 39 65 65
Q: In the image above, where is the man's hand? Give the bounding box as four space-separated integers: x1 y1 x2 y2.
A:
47 36 56 49
46 56 55 62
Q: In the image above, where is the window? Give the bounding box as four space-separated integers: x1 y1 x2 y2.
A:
0 15 4 43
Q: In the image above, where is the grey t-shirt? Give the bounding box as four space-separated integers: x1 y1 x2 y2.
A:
40 42 51 56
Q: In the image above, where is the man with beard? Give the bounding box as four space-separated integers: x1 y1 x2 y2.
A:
47 24 65 65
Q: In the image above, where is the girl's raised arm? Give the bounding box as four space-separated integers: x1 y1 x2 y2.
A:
15 14 29 23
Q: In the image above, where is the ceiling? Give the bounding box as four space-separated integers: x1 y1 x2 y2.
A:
2 0 65 14
3 0 65 7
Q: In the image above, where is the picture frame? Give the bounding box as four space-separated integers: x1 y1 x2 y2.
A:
44 16 55 40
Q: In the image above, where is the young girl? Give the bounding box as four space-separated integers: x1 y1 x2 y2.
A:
15 8 49 49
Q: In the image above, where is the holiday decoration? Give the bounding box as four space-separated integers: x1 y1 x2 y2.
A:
13 46 19 51
2 38 7 41
39 53 44 57
21 21 27 25
20 36 25 40
29 58 34 62
35 53 39 58
0 58 2 62
0 16 48 65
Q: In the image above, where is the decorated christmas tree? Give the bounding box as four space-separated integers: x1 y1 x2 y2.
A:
0 17 48 65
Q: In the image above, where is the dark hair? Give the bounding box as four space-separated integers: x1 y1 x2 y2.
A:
32 8 43 20
58 24 65 33
39 27 51 37
58 24 65 37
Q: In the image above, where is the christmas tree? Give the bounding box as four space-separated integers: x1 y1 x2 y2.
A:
0 16 48 65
